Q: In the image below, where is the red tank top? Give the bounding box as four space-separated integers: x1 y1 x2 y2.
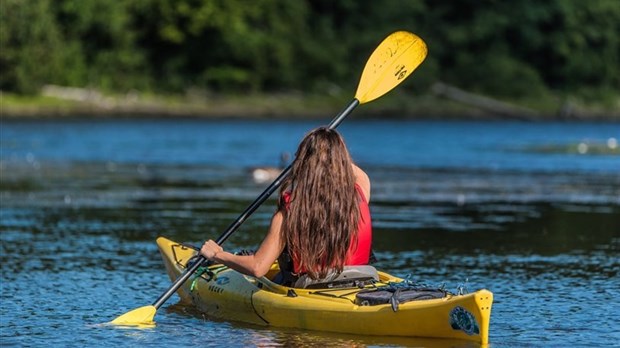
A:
283 184 372 274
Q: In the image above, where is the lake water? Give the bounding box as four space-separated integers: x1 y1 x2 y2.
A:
1 118 619 347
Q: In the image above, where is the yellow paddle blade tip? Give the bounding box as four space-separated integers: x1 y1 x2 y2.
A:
110 305 157 327
355 31 428 104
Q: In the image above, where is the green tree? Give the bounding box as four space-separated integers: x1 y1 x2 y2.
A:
421 0 619 99
1 0 618 103
541 0 620 93
0 0 66 93
55 0 149 91
129 0 309 93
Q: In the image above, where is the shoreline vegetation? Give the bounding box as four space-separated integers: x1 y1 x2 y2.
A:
2 84 618 121
4 2 619 122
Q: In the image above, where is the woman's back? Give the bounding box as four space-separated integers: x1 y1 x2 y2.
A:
280 127 372 279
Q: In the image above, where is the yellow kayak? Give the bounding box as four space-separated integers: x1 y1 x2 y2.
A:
157 236 493 344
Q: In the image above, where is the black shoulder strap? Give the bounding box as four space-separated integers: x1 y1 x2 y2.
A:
277 246 298 286
369 249 377 264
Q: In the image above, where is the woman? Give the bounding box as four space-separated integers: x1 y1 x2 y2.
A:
200 127 372 285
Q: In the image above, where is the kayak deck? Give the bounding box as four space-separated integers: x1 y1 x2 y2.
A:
156 236 492 344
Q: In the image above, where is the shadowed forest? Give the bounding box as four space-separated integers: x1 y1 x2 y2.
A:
1 0 619 119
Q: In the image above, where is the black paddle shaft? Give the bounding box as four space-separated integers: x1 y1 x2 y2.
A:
152 99 360 309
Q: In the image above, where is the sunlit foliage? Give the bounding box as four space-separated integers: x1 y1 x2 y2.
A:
1 0 618 101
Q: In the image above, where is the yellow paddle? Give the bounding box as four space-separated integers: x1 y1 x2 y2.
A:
110 30 427 326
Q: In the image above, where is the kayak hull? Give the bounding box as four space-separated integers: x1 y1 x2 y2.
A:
156 237 492 344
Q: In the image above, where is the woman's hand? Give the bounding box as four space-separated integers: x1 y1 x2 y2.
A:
200 240 223 261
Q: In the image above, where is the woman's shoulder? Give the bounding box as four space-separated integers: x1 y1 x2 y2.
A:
352 165 370 202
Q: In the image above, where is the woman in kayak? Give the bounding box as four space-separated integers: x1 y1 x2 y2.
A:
200 127 372 286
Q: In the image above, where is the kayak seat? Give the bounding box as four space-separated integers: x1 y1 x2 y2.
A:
293 265 380 289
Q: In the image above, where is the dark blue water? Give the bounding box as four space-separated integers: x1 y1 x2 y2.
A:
1 118 619 347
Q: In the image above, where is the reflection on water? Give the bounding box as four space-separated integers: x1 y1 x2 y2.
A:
1 119 619 347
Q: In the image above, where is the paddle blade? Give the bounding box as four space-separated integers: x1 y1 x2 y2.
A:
110 305 156 326
355 31 427 104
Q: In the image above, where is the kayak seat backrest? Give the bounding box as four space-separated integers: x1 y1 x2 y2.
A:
294 265 380 289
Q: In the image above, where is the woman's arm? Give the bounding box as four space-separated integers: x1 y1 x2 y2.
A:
200 211 285 278
352 163 371 202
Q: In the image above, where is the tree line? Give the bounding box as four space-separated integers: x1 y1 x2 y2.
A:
1 0 618 103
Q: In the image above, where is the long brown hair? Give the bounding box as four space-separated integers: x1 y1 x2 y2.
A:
279 127 359 279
